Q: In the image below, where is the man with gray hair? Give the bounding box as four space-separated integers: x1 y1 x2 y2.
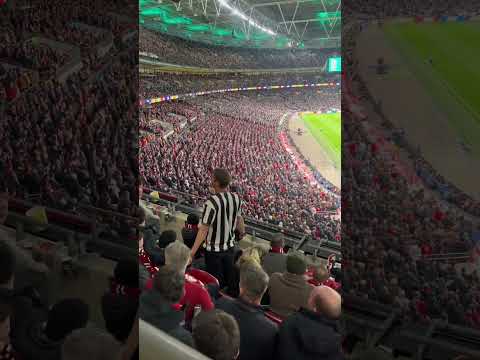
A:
139 265 194 346
61 327 122 360
163 241 214 327
216 261 277 360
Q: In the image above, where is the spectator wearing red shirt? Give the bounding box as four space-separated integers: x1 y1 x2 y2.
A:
144 241 214 325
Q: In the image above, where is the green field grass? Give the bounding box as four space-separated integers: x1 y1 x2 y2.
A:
384 21 480 152
301 112 341 167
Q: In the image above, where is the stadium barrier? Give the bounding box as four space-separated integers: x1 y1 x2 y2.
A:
6 197 137 261
342 295 480 359
141 188 341 259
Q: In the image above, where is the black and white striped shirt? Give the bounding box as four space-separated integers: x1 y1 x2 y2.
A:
201 192 242 252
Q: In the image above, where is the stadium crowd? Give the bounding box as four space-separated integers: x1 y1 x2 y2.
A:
138 203 344 360
140 28 335 69
0 0 139 242
139 73 335 99
343 0 480 18
342 18 480 329
140 89 340 239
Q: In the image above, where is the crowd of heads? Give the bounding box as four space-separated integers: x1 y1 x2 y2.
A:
140 89 340 238
1 188 138 359
343 0 480 18
0 1 139 238
139 73 337 99
140 27 336 69
342 20 480 329
139 222 343 360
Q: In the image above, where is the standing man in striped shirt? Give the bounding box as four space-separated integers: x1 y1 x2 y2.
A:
191 168 245 288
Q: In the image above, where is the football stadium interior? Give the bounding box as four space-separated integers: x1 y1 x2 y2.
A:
139 0 344 359
2 0 480 359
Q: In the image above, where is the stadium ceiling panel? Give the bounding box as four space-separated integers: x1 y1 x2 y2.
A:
140 0 340 49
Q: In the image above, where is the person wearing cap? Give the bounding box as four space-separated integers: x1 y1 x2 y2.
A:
268 251 314 318
275 286 342 360
261 233 287 276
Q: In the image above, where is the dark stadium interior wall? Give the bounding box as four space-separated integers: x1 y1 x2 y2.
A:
342 1 480 359
0 0 139 357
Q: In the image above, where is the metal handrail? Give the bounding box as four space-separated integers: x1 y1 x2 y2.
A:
142 191 341 258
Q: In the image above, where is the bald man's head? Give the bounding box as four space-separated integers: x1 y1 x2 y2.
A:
309 286 341 319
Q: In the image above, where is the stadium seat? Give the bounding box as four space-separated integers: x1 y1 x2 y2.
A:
186 268 220 287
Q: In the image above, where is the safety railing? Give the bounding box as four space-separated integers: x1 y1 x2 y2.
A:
342 295 480 359
6 197 137 261
142 188 341 259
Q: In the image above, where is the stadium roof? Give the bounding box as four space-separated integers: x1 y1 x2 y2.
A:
140 0 340 49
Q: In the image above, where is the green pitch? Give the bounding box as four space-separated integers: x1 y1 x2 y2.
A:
301 112 341 167
384 21 480 152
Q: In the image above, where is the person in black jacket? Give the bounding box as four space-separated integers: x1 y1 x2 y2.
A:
275 285 343 360
217 261 277 360
143 230 176 267
139 265 193 346
181 214 199 250
13 298 89 360
102 259 139 343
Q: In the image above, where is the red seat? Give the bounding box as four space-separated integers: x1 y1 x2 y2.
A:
186 268 220 287
265 310 283 324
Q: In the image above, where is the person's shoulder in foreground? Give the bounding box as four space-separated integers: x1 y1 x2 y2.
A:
276 286 343 360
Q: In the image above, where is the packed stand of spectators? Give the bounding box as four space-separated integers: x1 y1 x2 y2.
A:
0 1 139 240
0 65 37 103
140 89 340 238
342 22 480 329
414 156 480 217
140 27 335 69
0 189 139 360
343 0 480 18
138 206 344 360
140 73 335 99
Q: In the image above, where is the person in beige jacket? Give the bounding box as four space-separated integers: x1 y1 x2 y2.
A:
268 251 314 318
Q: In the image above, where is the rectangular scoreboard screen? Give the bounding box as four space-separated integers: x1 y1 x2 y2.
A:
327 57 341 72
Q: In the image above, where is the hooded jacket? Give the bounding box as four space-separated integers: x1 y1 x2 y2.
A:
275 308 343 360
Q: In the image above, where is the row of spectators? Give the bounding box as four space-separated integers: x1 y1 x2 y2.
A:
342 20 480 329
139 73 337 99
140 89 340 238
0 190 138 360
343 0 480 18
0 0 140 243
140 27 336 69
0 0 140 355
138 204 343 360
